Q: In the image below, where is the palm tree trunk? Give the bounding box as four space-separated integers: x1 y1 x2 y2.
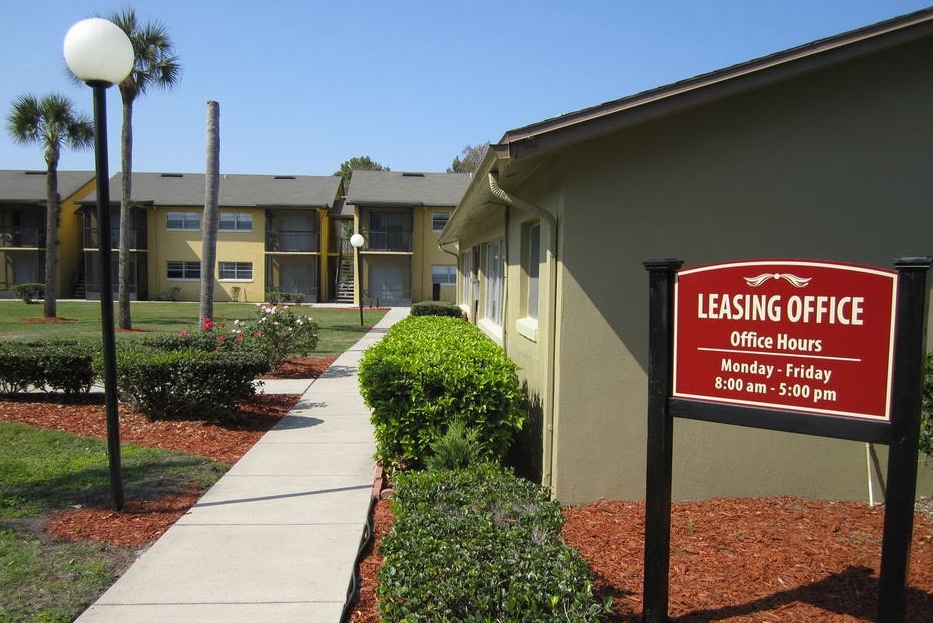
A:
117 94 134 329
43 166 59 318
200 101 220 325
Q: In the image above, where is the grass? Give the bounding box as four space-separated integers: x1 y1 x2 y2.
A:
0 299 389 622
0 300 386 356
0 422 228 623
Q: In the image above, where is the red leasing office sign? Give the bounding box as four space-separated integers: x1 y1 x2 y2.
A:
673 260 898 421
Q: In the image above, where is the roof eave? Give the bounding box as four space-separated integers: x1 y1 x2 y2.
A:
502 8 933 161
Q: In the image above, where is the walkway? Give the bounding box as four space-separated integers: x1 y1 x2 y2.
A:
76 307 409 623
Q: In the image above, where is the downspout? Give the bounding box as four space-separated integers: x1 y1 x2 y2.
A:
487 171 559 494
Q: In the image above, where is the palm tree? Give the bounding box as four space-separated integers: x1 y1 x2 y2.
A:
108 7 181 329
6 93 93 318
200 101 220 326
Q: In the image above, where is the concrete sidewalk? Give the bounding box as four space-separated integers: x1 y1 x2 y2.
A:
76 307 408 623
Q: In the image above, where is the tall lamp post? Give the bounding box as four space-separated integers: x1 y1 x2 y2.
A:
63 18 134 512
349 233 365 327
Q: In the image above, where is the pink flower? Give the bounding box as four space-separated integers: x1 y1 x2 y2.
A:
202 318 214 331
181 330 189 337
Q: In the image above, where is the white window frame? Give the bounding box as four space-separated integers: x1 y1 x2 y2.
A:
166 211 200 231
218 261 253 281
484 240 504 327
432 264 457 285
432 211 451 233
167 260 200 280
526 223 540 319
460 251 473 305
219 212 253 231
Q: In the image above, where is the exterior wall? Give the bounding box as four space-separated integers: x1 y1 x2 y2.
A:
147 205 266 302
59 178 96 298
416 208 457 302
451 36 933 504
537 36 933 504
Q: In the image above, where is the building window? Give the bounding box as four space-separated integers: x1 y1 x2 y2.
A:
432 211 451 233
219 212 253 231
484 240 503 326
432 265 456 285
526 223 540 319
167 261 200 280
219 261 253 280
460 252 473 305
166 212 200 230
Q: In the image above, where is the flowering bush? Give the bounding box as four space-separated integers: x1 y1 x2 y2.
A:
151 307 319 371
232 304 319 370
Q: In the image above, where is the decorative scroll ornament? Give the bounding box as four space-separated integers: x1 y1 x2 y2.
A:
744 273 812 288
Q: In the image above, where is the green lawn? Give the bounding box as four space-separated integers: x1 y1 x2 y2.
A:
0 300 386 356
0 422 228 623
0 300 389 622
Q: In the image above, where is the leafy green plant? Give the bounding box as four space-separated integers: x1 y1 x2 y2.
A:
921 351 933 457
358 316 525 468
110 347 268 421
0 340 95 395
12 283 44 304
379 463 607 622
230 304 319 369
410 300 464 318
424 419 487 472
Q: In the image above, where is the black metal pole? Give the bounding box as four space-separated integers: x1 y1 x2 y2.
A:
642 259 682 623
91 81 123 512
357 249 364 327
876 256 931 623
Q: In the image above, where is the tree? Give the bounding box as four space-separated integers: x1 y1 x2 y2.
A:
200 101 220 326
334 156 389 184
108 8 181 329
447 142 489 173
6 93 93 318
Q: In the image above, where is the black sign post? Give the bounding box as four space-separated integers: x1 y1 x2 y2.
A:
643 256 931 623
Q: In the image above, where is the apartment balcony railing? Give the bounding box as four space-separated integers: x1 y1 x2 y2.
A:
361 228 412 252
0 227 42 248
266 230 317 253
84 228 147 249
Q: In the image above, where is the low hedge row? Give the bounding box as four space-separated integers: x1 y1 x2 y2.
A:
112 347 269 422
379 463 606 622
410 301 464 318
0 340 95 395
358 316 525 468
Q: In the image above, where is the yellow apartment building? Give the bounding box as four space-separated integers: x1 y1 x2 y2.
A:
0 170 95 299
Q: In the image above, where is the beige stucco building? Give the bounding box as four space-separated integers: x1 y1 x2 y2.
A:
440 9 933 504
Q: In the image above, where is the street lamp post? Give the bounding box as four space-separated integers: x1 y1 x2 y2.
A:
64 18 134 512
349 233 365 327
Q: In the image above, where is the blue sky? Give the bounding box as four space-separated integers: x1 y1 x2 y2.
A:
1 1 930 176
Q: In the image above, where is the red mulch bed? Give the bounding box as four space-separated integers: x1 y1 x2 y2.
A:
0 357 336 550
347 493 933 623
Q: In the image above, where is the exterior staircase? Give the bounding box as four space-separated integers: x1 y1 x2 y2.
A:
72 276 86 299
335 256 355 304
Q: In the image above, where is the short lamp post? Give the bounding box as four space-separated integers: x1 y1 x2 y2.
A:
349 233 365 327
63 18 134 512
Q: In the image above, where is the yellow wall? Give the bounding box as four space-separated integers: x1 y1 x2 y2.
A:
416 208 457 302
147 206 266 302
59 178 96 297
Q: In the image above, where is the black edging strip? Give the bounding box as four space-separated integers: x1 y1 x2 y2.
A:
340 490 379 622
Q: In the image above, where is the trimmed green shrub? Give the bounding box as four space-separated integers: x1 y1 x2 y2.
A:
110 347 269 421
265 290 305 304
358 316 525 467
921 351 933 457
379 463 606 622
410 300 464 318
12 283 44 304
423 420 487 472
0 340 95 395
